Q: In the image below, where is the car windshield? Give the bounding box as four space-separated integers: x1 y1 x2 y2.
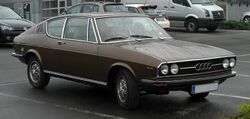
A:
96 17 170 42
0 7 21 19
190 0 213 4
104 4 128 12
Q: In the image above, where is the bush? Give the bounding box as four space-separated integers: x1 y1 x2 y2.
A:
225 102 250 119
220 21 250 30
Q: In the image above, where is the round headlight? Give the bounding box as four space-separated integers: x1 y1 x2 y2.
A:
160 64 169 75
223 59 230 69
229 58 236 68
170 64 179 74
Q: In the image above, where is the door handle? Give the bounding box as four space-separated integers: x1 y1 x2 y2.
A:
171 6 175 8
57 41 66 45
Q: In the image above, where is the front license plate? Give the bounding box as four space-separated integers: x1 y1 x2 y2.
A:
191 82 218 94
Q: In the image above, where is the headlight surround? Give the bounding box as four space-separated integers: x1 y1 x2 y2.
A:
203 9 210 17
223 59 230 69
0 25 13 31
170 64 179 74
229 58 236 68
160 64 169 75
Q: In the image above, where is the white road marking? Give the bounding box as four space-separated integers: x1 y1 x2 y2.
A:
237 54 250 57
238 74 250 78
238 61 250 64
0 81 26 86
211 93 250 100
0 92 125 119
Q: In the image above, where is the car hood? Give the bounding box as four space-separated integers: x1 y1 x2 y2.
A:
116 39 234 62
0 19 34 28
193 4 223 11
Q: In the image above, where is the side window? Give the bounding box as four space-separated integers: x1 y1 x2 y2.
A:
47 18 65 38
88 20 96 42
173 0 189 6
127 7 138 13
83 4 99 13
63 18 88 41
66 5 83 14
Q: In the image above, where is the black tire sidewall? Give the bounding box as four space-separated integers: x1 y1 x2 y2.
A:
27 57 49 89
115 69 139 109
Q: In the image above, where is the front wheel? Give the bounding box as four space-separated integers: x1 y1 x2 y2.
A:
27 56 50 89
115 69 139 109
207 26 218 32
186 19 199 32
189 92 209 99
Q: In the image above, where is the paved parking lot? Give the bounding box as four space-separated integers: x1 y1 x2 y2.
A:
0 29 250 119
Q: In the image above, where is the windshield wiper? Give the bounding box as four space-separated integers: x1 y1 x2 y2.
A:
130 35 153 38
104 36 128 42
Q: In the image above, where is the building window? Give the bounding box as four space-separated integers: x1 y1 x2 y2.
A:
42 0 72 20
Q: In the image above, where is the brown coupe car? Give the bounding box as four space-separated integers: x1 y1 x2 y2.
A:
12 13 236 109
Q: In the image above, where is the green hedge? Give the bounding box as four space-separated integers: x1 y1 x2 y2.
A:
220 21 250 30
225 102 250 119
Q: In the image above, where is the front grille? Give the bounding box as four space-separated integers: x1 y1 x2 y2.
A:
170 58 229 75
212 11 224 19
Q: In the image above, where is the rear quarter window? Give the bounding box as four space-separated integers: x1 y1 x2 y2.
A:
47 18 65 38
104 4 128 12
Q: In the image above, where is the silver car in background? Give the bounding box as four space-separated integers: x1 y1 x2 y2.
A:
241 11 250 23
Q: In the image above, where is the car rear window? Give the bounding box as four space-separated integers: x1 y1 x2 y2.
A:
104 4 128 12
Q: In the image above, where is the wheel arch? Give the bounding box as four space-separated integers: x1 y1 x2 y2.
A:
25 49 42 64
107 62 136 89
184 15 198 27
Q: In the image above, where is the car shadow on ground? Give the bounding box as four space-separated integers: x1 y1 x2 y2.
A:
0 43 13 49
20 79 225 119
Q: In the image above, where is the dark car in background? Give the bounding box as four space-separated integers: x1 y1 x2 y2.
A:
12 13 236 109
0 6 34 43
63 2 128 14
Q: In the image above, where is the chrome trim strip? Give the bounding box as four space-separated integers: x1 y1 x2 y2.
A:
166 55 236 63
44 70 107 86
157 69 231 78
61 17 68 39
11 52 24 57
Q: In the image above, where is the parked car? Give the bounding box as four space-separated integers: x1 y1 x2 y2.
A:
63 2 128 14
12 13 236 109
241 11 250 23
0 6 34 43
126 4 170 29
161 0 225 32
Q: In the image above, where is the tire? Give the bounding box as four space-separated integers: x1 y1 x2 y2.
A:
115 68 139 109
189 92 209 99
186 19 199 32
243 16 250 23
207 26 218 32
27 56 50 89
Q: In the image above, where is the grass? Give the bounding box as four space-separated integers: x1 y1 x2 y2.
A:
220 20 250 30
225 102 250 119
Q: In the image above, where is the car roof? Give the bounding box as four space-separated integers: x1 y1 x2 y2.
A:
0 6 10 9
51 13 147 20
125 4 157 8
74 2 124 6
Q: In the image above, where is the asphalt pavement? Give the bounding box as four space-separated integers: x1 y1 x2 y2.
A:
0 29 250 119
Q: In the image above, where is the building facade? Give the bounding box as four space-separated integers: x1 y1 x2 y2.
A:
227 0 250 21
0 0 119 23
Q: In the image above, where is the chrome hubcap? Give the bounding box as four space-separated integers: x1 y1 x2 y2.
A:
244 17 250 23
117 76 128 103
188 22 195 31
29 61 41 83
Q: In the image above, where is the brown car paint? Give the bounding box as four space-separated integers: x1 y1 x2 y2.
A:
13 13 236 88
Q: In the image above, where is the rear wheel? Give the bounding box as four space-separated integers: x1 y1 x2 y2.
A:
207 26 218 32
189 92 209 99
243 16 250 23
186 19 199 32
27 56 50 89
115 69 139 109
